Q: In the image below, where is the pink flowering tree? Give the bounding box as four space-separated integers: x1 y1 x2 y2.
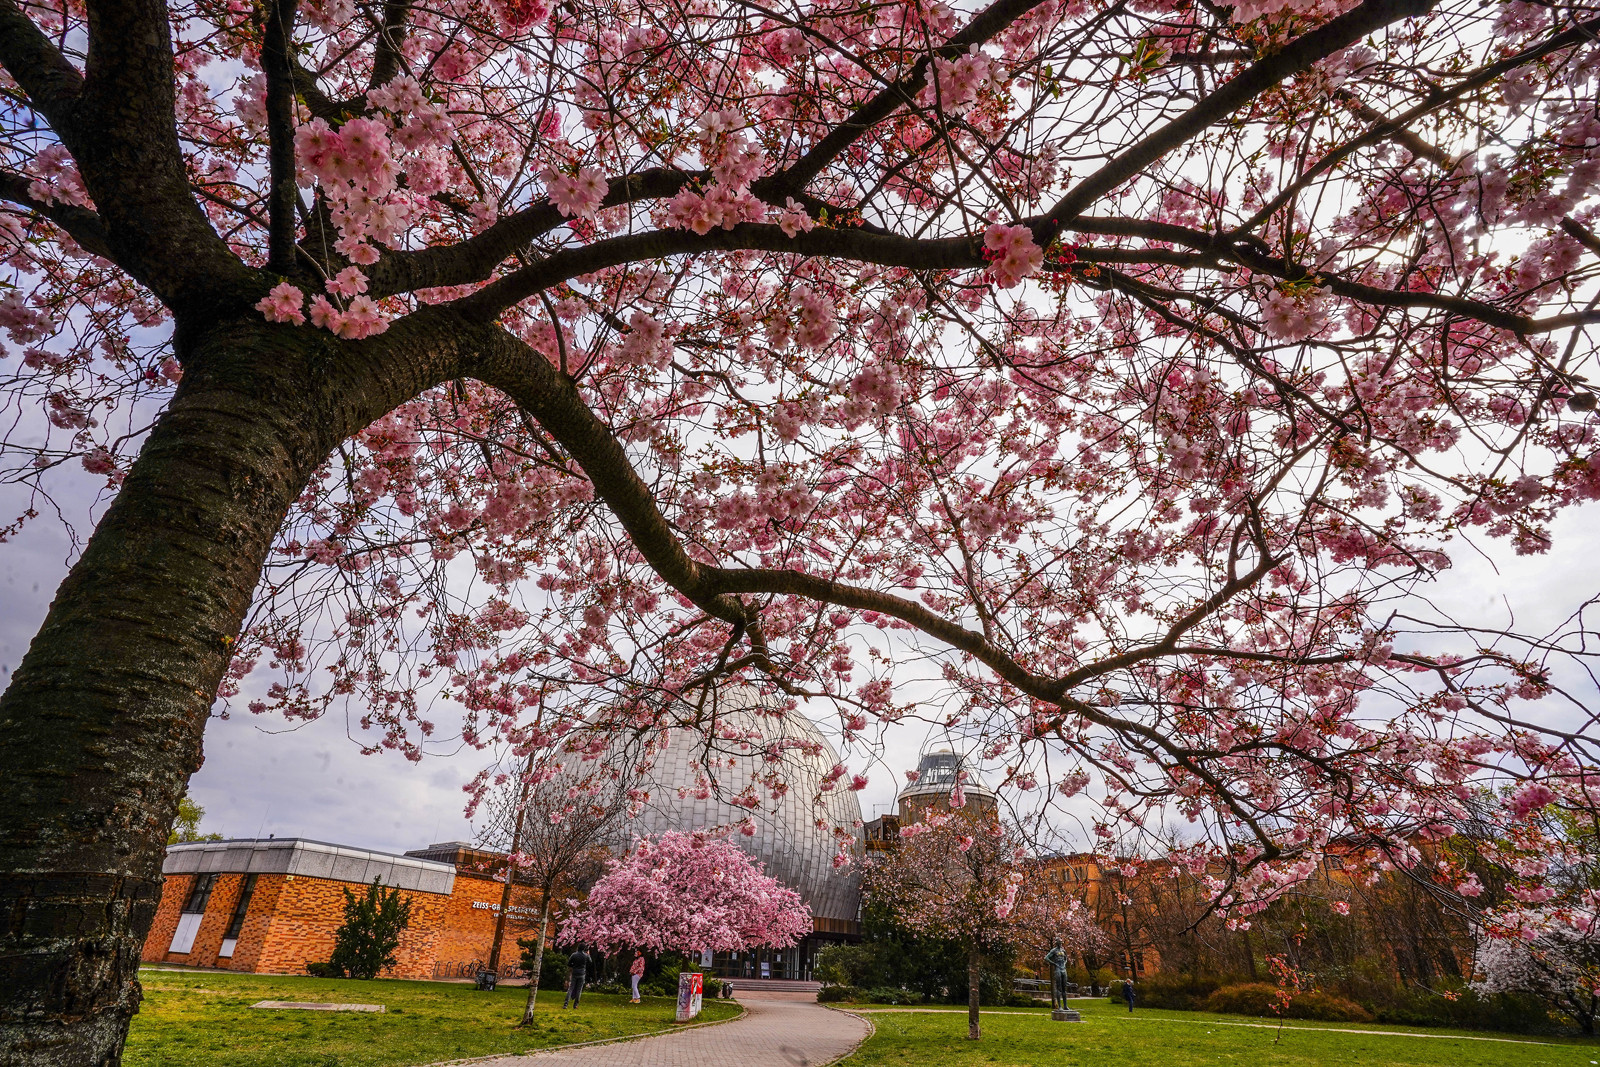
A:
7 0 1600 1058
557 831 811 965
864 810 1046 1039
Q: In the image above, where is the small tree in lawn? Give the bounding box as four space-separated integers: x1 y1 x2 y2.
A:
559 830 811 964
479 755 634 1024
318 878 412 980
864 810 1048 1040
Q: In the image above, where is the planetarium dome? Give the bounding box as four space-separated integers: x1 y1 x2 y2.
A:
605 686 864 950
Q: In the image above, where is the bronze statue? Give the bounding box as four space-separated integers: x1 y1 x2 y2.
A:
1044 939 1070 1010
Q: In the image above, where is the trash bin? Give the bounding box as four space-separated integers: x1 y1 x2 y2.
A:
475 970 498 991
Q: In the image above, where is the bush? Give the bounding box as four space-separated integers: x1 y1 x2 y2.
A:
1368 984 1556 1033
309 878 413 980
816 944 882 988
818 984 862 1002
1129 972 1235 1011
1202 983 1372 1022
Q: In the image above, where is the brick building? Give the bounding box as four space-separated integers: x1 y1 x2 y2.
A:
143 838 545 979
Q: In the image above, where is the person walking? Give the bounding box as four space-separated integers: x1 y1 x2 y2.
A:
562 947 591 1008
1121 977 1136 1013
629 952 646 1003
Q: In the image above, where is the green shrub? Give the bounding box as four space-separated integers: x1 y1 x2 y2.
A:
1128 972 1234 1011
817 984 862 1002
1202 983 1371 1022
816 944 883 987
310 878 413 979
1368 984 1555 1033
1292 991 1373 1022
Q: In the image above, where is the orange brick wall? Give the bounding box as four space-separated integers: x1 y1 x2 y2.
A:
251 875 449 979
433 873 545 970
142 863 554 979
142 872 188 964
224 874 287 972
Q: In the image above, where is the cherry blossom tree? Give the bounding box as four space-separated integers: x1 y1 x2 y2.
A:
474 752 634 1022
864 810 1047 1038
556 830 812 961
4 0 1600 1060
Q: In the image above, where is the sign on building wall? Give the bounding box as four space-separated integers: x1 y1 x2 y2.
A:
675 971 703 1022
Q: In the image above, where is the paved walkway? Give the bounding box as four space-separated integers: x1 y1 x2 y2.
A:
459 991 871 1067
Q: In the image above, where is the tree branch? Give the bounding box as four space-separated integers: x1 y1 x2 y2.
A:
261 0 301 275
1033 0 1438 243
0 169 114 259
0 0 84 135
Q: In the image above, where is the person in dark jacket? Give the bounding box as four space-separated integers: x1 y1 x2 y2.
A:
563 948 591 1008
1121 977 1136 1012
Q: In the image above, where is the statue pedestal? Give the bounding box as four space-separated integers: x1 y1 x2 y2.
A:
1051 1009 1082 1022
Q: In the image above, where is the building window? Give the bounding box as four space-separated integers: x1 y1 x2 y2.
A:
169 873 218 955
223 874 257 940
182 873 219 914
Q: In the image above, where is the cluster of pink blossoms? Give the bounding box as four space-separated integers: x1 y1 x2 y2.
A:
254 280 389 340
983 223 1044 287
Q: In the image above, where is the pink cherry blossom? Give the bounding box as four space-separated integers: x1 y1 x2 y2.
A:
255 281 306 325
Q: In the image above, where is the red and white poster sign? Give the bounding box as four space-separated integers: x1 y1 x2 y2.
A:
675 971 703 1022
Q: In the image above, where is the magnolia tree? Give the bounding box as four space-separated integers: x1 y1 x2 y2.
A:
864 810 1063 1038
1474 912 1600 1033
7 0 1600 1059
557 830 812 965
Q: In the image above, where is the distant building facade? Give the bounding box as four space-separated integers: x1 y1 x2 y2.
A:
142 838 543 979
143 694 867 982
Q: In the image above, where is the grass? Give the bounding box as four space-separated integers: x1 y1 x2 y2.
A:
125 968 739 1067
831 1004 1600 1066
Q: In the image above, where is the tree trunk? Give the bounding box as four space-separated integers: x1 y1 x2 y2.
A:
521 897 553 1025
486 755 535 977
0 311 461 1065
966 941 982 1040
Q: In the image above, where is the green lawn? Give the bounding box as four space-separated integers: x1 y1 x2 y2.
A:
833 1005 1600 1066
126 968 739 1067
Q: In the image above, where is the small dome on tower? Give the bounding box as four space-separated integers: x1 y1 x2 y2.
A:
897 747 997 820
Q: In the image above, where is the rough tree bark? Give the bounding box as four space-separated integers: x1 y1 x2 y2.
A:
0 308 470 1064
0 320 330 1064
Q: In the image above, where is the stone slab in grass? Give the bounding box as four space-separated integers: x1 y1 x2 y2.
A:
251 1000 385 1013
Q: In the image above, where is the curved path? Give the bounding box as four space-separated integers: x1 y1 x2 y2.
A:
459 991 870 1067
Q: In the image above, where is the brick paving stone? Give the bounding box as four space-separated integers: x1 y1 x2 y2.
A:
455 991 870 1067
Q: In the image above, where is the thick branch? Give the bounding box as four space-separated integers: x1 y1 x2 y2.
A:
0 0 84 134
70 0 249 309
1069 216 1600 334
370 168 696 296
768 0 1058 198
